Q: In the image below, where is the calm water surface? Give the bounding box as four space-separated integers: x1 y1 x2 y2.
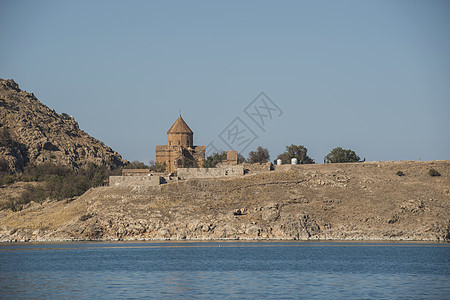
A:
0 241 449 299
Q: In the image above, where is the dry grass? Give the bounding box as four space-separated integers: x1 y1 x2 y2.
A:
1 160 448 241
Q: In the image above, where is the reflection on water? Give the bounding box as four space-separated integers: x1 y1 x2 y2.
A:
0 242 449 299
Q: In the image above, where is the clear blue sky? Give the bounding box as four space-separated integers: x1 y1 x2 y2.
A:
1 0 449 163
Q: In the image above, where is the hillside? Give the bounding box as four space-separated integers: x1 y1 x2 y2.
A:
0 78 126 172
1 160 448 242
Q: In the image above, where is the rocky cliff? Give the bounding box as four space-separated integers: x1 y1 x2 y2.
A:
0 79 126 172
1 160 448 242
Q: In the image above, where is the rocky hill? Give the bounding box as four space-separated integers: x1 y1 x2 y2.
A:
1 160 448 242
0 78 126 172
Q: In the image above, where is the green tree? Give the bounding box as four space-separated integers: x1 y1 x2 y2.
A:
277 144 314 164
248 146 270 164
325 147 360 163
203 152 227 168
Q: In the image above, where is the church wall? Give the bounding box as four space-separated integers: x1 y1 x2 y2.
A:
155 116 204 173
167 133 193 147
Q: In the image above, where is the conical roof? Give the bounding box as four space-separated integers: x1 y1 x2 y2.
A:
167 115 193 134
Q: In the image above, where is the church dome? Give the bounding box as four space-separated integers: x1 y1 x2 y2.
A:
167 115 193 134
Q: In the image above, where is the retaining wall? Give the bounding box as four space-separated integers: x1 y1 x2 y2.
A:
177 166 244 180
109 175 162 186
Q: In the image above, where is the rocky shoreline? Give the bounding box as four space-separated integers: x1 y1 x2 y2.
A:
1 161 449 243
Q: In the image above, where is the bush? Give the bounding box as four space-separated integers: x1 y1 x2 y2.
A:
0 158 10 174
396 171 405 176
2 175 16 185
0 127 14 148
79 213 93 221
21 185 47 204
248 146 270 164
277 144 314 164
428 168 441 177
325 147 360 163
149 162 166 172
2 198 24 212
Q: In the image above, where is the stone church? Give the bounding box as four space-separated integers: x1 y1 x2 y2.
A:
155 115 205 173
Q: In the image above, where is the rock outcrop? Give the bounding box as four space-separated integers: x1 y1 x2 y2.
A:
0 79 126 172
1 160 448 242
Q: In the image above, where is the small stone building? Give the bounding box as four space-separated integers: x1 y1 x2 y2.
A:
222 150 238 165
155 115 205 173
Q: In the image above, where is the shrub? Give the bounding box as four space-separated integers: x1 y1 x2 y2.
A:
428 168 441 177
149 162 166 172
396 171 405 176
20 185 47 205
79 213 93 221
4 162 114 211
2 198 24 212
0 127 14 148
0 158 10 174
2 175 16 185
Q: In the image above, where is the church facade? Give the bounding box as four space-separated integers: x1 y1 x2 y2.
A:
155 115 205 173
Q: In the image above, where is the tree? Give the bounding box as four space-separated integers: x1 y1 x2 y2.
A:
248 146 270 164
325 147 360 163
277 144 314 164
237 153 246 164
203 152 227 168
124 160 149 169
149 161 166 172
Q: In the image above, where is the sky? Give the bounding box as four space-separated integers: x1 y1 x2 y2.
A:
1 0 449 163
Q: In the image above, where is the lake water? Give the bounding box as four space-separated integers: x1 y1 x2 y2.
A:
0 241 449 299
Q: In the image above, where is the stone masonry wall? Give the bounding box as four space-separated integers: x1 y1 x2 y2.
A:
177 165 244 180
109 175 162 186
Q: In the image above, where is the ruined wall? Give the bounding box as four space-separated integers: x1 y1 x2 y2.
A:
241 162 273 174
109 175 162 186
177 165 244 180
273 165 293 172
122 169 150 176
